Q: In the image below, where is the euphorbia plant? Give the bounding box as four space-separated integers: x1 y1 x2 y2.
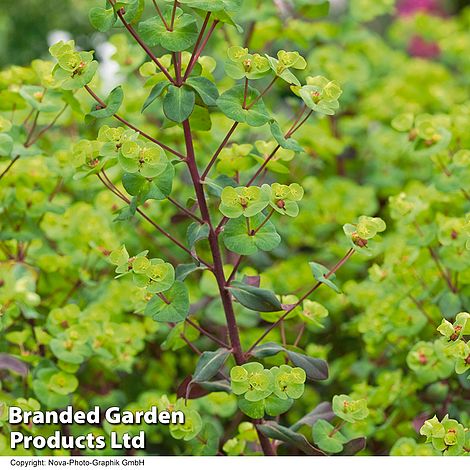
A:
1 0 468 458
81 0 375 455
0 0 378 456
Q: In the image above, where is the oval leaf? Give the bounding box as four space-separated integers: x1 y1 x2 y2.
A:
228 281 282 312
191 348 230 383
163 85 196 123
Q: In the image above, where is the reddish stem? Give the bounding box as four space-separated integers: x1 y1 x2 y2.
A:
182 12 212 82
247 248 355 354
246 76 278 110
182 120 245 365
84 85 185 160
110 0 176 84
184 20 219 79
201 122 239 180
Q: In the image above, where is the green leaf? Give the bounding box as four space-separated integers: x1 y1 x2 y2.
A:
291 402 335 431
187 222 210 253
332 394 369 423
222 214 281 255
56 60 99 90
48 371 79 395
312 419 347 454
145 281 190 323
227 281 282 312
89 86 123 119
122 172 146 196
309 261 341 293
251 342 285 358
118 0 145 23
191 348 230 383
237 397 265 419
217 85 270 127
175 263 207 281
258 421 325 456
198 379 231 393
138 8 198 52
211 9 243 31
339 437 367 456
190 105 212 131
269 120 303 152
145 162 175 200
265 395 293 416
193 423 220 456
89 7 116 32
187 77 219 106
163 85 196 123
0 133 14 157
297 0 330 19
250 343 328 380
286 351 329 381
177 0 242 11
142 81 169 113
122 162 174 201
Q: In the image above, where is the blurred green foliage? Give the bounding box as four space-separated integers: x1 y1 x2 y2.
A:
0 0 96 68
0 0 469 458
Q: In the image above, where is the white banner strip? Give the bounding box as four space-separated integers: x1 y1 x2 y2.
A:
0 456 459 470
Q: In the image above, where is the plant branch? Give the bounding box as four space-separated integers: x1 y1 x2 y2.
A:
226 255 243 285
247 76 278 110
288 110 313 136
201 122 239 180
183 20 220 80
84 85 185 160
244 104 311 188
252 208 275 235
27 104 68 146
0 156 20 182
167 196 204 224
185 318 230 349
182 12 211 82
170 0 178 30
24 111 40 147
180 332 202 355
152 0 170 29
414 222 457 292
254 422 277 456
243 78 249 108
97 171 211 268
247 248 355 354
245 144 280 187
110 0 176 84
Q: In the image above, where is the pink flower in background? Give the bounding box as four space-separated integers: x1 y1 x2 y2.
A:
408 35 441 58
397 0 443 58
397 0 443 16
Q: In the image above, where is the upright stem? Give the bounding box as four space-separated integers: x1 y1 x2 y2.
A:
182 120 244 364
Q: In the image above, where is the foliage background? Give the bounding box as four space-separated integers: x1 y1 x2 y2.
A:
0 0 469 457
